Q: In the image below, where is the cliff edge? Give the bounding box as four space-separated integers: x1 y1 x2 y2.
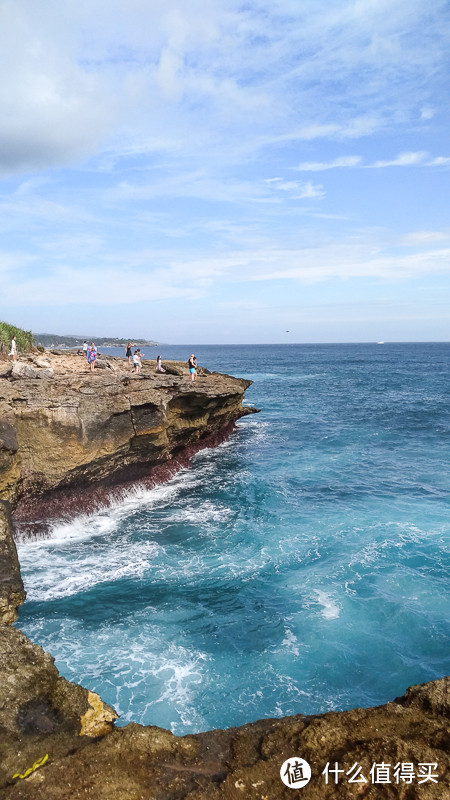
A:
0 351 448 799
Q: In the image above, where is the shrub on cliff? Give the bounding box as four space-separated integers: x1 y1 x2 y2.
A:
0 321 33 355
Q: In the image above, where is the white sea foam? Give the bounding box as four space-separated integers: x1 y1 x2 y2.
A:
280 627 300 656
314 590 340 620
19 538 160 601
17 466 204 549
168 500 233 525
103 641 209 733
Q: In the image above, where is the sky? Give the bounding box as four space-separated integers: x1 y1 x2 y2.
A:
1 0 449 344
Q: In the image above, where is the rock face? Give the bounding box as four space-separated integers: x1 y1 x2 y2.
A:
0 626 117 792
0 505 24 625
1 352 255 536
0 351 448 799
0 667 448 798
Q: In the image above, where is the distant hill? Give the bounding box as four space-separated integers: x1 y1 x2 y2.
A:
33 333 157 348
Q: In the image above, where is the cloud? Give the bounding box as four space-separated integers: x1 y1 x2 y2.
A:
1 0 449 174
0 3 118 175
297 151 450 171
3 227 450 311
371 151 428 168
264 178 325 200
429 156 450 166
239 244 450 285
400 230 450 246
297 156 363 171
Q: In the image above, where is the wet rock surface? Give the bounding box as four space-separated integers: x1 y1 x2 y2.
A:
0 351 448 798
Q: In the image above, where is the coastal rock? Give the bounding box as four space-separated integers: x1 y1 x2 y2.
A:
0 355 255 533
0 505 24 624
0 364 12 378
0 674 448 798
10 363 54 380
0 626 117 791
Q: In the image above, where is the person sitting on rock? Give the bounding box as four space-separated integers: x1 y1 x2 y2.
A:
155 355 166 373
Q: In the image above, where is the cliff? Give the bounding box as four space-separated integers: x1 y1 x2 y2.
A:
1 351 255 541
0 351 448 799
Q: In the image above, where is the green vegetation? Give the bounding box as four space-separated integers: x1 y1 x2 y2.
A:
0 321 33 355
33 333 157 348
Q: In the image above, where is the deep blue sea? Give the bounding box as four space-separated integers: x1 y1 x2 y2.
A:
16 343 450 734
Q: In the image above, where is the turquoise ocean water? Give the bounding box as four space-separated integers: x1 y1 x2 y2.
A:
16 343 450 734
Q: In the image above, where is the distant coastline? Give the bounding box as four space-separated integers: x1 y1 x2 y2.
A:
33 332 157 348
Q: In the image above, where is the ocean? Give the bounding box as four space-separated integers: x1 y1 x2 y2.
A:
16 343 450 734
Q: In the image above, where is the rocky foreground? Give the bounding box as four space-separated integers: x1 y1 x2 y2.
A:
0 351 448 799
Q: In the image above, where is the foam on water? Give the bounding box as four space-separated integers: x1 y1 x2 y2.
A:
314 590 341 620
16 343 450 733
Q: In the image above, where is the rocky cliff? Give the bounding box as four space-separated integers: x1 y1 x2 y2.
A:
0 351 448 799
1 351 255 538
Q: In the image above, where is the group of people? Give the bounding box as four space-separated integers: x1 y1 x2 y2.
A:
6 337 199 379
124 344 198 380
125 343 145 373
83 341 98 373
7 335 198 381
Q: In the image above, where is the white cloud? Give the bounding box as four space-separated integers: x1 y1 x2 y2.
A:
0 1 448 173
371 151 428 168
3 229 450 310
297 156 363 171
297 151 450 171
400 230 450 246
428 156 450 166
264 178 325 200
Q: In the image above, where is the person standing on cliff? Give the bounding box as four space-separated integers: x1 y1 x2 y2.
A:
188 354 197 381
87 342 97 372
133 349 143 373
125 342 132 365
8 336 17 361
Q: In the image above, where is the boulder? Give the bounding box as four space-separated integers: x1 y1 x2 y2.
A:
10 363 54 380
0 364 12 378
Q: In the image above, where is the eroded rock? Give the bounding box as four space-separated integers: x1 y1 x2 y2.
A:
0 355 255 534
0 505 25 624
0 677 448 798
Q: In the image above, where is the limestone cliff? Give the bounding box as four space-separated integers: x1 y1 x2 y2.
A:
0 351 448 799
1 351 255 538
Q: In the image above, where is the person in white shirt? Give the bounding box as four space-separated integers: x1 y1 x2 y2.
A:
9 336 17 361
133 349 143 373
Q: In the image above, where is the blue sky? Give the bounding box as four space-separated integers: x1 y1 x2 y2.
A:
1 0 449 343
